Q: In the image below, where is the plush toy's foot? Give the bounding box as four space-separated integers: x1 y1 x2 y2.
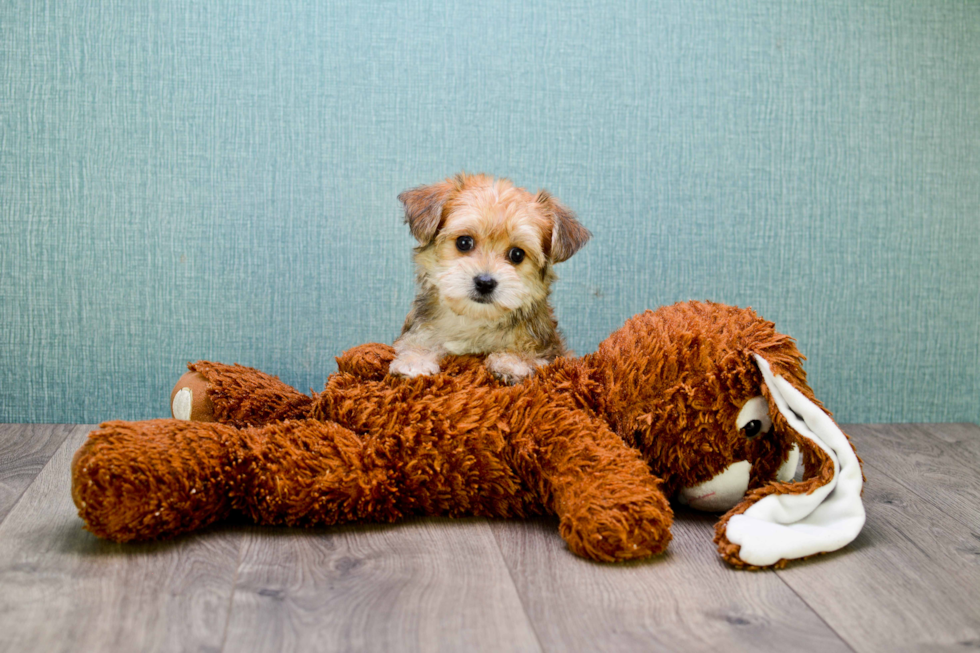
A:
174 361 313 427
72 420 239 541
170 371 214 422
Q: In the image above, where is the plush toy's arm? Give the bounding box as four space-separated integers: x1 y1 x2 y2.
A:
172 361 313 427
519 410 673 562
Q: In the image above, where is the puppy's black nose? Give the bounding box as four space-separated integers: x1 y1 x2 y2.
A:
473 274 498 295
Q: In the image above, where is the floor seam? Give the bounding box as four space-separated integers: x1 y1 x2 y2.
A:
0 424 80 532
487 521 548 653
773 571 860 653
217 531 247 653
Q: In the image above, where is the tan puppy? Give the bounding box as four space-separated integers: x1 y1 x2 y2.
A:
390 173 590 384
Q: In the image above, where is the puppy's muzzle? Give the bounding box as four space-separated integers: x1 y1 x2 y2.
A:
472 274 498 303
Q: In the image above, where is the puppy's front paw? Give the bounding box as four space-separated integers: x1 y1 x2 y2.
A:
485 352 545 385
389 350 441 378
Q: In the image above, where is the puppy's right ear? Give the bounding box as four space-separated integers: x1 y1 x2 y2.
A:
398 180 455 245
536 190 591 263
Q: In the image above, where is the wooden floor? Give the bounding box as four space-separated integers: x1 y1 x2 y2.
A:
0 423 977 652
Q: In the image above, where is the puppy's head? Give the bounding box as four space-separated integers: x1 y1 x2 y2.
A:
399 173 590 319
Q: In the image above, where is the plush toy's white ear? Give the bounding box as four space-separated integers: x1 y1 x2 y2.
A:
721 356 865 567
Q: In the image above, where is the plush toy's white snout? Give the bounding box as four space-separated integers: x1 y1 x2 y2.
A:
678 460 751 511
677 396 800 512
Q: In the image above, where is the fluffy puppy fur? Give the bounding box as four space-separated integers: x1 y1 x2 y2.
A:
390 173 591 384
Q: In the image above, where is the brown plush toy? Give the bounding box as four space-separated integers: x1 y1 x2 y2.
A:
71 301 865 568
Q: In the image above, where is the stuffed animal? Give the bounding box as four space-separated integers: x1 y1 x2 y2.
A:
71 301 865 568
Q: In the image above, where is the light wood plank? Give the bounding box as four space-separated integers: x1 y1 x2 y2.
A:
843 423 980 530
0 425 242 653
775 441 980 653
0 424 74 523
222 518 542 653
895 423 980 457
490 512 853 653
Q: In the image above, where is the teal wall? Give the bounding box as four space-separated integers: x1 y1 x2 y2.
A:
2 1 978 424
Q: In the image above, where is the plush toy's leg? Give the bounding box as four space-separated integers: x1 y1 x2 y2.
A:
171 361 313 427
72 420 241 542
526 415 674 562
230 419 403 527
72 417 402 541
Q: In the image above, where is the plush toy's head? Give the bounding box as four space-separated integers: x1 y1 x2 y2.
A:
591 301 865 567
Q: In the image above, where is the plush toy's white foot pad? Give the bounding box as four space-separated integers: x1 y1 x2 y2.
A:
172 387 193 420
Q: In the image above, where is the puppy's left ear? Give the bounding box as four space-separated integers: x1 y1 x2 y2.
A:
536 190 591 263
398 180 455 245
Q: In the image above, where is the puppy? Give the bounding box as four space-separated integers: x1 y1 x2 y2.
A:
389 173 591 384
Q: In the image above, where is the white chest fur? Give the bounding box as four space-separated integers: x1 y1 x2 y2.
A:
422 307 516 355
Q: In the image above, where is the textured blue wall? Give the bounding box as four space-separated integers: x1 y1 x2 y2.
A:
2 1 978 424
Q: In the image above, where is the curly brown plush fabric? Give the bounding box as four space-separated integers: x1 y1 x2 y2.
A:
71 301 862 566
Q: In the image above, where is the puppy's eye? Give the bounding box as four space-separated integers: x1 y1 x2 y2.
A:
456 236 474 252
741 420 763 439
507 247 525 264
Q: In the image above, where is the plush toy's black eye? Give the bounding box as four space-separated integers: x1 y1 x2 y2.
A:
508 247 525 264
456 236 474 252
742 420 763 439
